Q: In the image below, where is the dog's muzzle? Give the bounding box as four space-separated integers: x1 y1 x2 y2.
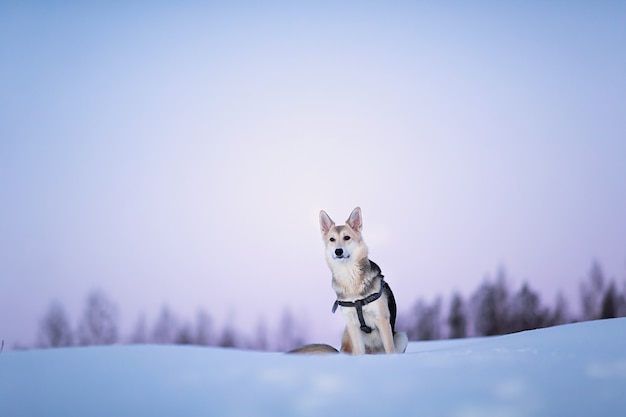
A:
333 248 350 259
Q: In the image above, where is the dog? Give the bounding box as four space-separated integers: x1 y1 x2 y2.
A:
319 207 408 355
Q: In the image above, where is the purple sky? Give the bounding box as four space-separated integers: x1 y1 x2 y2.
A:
1 2 625 347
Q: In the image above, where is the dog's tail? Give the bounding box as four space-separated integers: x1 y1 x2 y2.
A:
286 343 340 354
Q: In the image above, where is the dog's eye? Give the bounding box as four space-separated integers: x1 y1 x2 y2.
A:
329 237 336 242
343 236 351 241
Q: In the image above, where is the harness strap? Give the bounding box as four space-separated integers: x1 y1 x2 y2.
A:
332 277 386 334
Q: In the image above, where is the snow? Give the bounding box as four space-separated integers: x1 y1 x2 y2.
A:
2 318 626 417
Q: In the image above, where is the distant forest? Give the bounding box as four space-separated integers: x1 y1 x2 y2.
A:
31 261 626 352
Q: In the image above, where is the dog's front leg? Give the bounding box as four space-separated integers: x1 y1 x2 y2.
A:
346 324 366 355
378 320 395 354
342 309 366 355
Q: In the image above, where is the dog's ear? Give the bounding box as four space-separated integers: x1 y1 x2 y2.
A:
346 207 362 232
319 210 335 235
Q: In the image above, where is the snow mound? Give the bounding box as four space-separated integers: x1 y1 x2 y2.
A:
2 318 625 417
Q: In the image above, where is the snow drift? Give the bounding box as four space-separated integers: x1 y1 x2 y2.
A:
2 318 625 417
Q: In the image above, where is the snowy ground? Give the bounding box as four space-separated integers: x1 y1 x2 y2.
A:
2 318 625 417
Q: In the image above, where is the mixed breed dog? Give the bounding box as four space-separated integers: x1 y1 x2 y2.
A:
289 207 408 355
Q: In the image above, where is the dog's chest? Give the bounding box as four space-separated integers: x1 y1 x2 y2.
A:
339 298 385 327
330 263 374 299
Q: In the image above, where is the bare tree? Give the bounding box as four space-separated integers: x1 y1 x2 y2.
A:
601 281 619 319
275 308 306 351
77 290 119 345
471 270 510 336
175 323 194 345
195 309 214 346
447 293 467 339
38 301 73 348
152 306 179 344
580 261 606 321
253 316 269 351
408 298 442 341
218 322 238 348
618 281 626 317
508 283 548 332
549 292 571 326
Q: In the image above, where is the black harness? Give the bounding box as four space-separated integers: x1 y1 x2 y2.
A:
332 277 387 334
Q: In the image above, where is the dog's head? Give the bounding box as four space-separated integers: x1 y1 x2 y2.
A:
319 207 367 263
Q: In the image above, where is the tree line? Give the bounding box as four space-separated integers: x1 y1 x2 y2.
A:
34 261 626 350
400 261 626 341
36 293 306 352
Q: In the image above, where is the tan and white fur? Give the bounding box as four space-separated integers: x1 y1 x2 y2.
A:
320 207 408 355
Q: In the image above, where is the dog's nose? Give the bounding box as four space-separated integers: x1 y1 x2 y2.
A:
335 248 343 257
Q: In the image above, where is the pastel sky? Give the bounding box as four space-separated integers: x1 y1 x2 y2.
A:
1 2 625 347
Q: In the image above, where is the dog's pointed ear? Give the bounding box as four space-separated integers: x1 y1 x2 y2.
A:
319 210 335 235
346 207 362 232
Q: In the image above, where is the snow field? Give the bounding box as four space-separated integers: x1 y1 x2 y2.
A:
2 318 625 417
